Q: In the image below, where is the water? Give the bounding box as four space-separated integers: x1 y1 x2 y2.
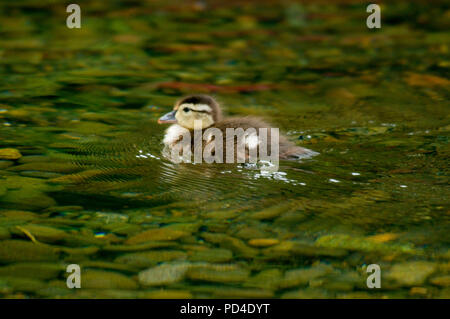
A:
0 0 449 298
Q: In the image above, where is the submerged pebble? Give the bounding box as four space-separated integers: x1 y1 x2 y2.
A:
186 266 249 283
0 176 57 210
263 241 348 259
115 250 188 268
0 210 40 222
0 148 22 160
280 263 335 288
429 275 450 287
315 234 416 255
385 261 437 286
0 277 46 294
188 248 233 263
0 227 11 240
201 232 258 258
81 270 138 290
0 185 6 198
0 262 65 280
125 228 189 244
138 263 191 286
0 160 14 169
10 224 67 243
248 238 280 247
103 241 177 252
244 269 282 289
249 202 292 220
80 261 139 273
0 240 59 263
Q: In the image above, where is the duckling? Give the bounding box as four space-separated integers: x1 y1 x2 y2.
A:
158 95 318 162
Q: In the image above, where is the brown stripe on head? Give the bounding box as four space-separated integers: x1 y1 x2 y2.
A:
175 94 222 122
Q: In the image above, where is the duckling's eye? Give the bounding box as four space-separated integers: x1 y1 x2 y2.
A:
183 107 190 113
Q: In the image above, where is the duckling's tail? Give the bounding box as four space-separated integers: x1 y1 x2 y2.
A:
281 146 319 160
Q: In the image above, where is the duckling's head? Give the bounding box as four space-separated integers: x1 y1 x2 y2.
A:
158 95 222 130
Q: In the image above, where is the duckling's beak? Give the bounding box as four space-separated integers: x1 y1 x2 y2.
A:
158 110 177 124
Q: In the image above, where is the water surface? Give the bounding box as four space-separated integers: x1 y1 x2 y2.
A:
0 0 449 298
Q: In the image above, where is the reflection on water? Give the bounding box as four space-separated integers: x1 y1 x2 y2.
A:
0 0 449 298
